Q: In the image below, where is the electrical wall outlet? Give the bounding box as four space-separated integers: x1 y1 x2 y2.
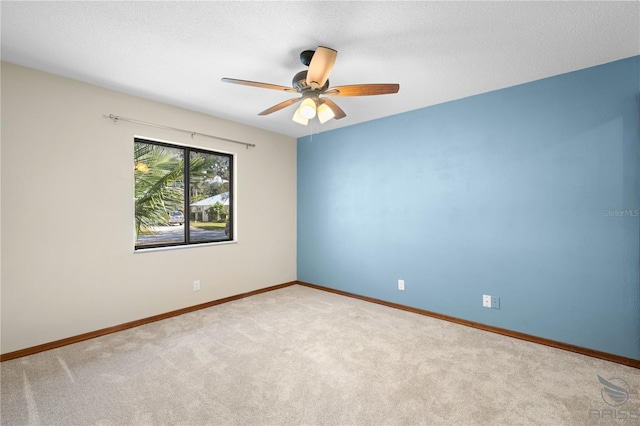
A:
398 279 405 291
483 294 491 308
193 280 200 291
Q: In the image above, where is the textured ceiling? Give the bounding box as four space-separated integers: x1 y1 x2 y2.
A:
1 1 639 138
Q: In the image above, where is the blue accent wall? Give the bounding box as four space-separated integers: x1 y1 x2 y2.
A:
297 56 640 360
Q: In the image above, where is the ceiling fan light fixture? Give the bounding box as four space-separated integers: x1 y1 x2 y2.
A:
317 102 335 124
299 98 316 119
292 107 309 125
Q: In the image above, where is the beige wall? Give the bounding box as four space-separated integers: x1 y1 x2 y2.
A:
0 62 297 354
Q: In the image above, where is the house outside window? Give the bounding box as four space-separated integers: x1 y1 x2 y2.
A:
134 137 233 249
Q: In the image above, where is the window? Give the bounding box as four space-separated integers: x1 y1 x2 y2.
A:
134 138 233 249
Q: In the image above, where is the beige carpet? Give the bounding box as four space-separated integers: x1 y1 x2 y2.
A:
1 285 638 425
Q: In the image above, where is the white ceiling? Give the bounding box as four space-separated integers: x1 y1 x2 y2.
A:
1 1 639 138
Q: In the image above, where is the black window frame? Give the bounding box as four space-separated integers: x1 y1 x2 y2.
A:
134 137 234 250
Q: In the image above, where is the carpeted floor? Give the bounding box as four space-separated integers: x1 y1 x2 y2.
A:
1 285 638 425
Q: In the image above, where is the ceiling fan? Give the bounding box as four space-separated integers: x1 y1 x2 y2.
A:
221 46 400 126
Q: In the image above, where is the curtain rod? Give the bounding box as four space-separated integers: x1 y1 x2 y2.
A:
107 114 256 149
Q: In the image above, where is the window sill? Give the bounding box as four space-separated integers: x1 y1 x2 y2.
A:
134 240 237 253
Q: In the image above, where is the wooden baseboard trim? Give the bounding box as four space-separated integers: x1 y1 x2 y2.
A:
296 281 640 369
0 281 297 362
5 280 638 369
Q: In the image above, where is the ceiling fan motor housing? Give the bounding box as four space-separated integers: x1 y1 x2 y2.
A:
292 71 308 91
292 70 329 92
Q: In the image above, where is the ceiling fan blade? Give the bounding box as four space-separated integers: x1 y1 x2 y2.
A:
221 78 297 93
321 98 346 120
306 46 337 89
325 84 399 97
258 98 302 116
